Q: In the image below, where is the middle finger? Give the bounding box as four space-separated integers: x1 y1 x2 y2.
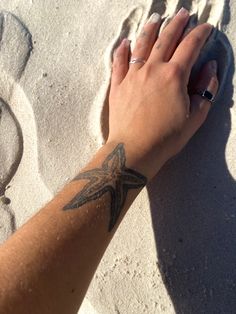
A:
148 7 190 63
171 23 213 82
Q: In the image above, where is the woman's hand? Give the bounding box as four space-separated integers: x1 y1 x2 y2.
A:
107 8 219 179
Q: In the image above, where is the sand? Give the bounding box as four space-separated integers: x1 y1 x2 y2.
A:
0 0 235 313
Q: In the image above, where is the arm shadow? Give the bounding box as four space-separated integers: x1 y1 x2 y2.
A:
147 30 236 313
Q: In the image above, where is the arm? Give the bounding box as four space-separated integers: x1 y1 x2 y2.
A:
0 141 149 314
0 8 219 314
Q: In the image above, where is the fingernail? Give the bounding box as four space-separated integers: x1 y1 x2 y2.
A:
177 7 189 17
147 12 161 24
121 38 130 47
209 60 217 74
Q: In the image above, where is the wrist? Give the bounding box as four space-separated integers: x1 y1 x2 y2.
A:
103 139 166 181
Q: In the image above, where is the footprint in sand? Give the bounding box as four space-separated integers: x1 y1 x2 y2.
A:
90 0 231 144
0 12 32 243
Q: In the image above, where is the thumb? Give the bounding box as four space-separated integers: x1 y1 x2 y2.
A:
185 60 219 137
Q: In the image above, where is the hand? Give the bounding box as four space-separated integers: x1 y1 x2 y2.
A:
107 8 219 179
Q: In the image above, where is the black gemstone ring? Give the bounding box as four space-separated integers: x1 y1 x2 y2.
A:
199 89 215 103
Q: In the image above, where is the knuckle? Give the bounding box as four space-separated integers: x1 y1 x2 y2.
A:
186 34 202 47
112 65 117 73
165 64 183 81
163 31 174 42
113 49 122 61
135 37 150 50
136 27 152 41
112 58 126 72
112 59 121 70
112 59 119 70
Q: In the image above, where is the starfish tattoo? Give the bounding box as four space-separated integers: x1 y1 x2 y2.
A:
63 143 147 232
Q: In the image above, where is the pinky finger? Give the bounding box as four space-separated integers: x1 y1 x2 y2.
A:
111 38 130 87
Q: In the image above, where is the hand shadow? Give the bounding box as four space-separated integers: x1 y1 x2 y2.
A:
147 30 236 313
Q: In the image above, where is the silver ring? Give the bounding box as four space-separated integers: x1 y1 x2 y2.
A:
129 58 146 65
198 89 215 103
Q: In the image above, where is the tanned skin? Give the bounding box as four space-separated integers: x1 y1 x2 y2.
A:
0 8 219 314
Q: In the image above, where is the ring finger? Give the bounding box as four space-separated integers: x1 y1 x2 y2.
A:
184 60 219 138
129 12 161 72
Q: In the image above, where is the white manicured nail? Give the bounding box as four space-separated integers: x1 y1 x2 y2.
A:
177 7 189 17
121 38 130 47
147 12 161 24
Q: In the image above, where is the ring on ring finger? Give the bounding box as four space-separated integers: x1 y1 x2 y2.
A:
128 12 161 70
197 89 215 104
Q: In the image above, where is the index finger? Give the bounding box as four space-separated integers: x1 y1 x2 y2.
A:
170 23 213 81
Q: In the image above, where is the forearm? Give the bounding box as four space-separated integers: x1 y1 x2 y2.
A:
0 7 219 314
0 141 152 314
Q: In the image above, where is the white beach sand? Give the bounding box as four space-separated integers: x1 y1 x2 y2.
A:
0 0 235 313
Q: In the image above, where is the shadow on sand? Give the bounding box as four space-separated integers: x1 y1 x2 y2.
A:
147 29 236 313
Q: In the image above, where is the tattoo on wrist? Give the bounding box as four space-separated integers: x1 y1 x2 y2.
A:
63 143 147 232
